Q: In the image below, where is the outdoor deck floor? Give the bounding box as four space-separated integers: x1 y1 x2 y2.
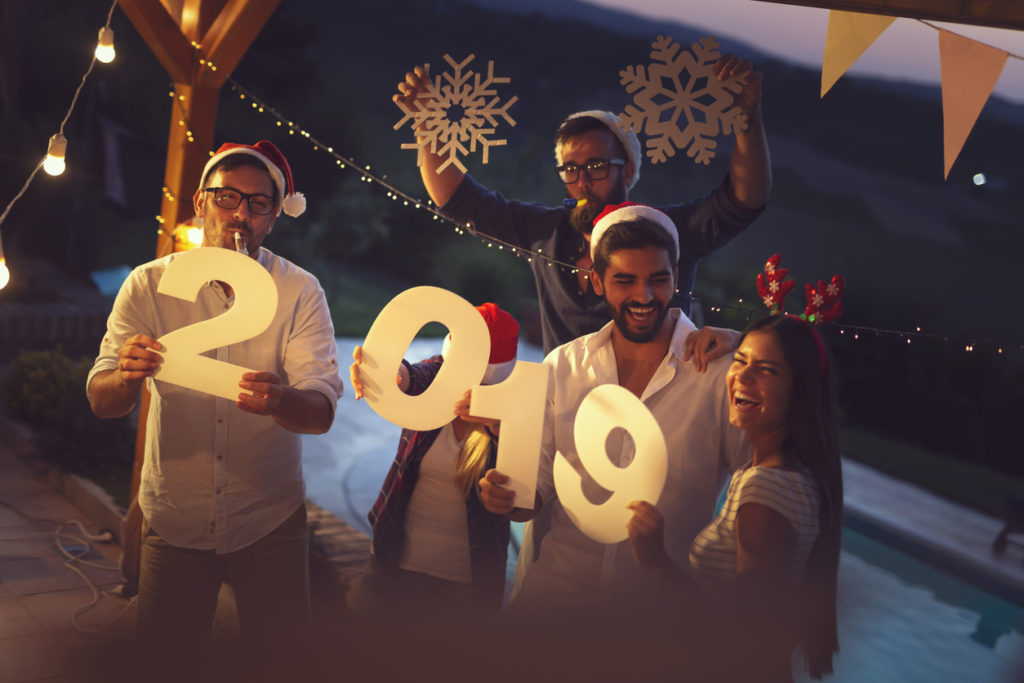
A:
0 433 244 683
0 441 132 682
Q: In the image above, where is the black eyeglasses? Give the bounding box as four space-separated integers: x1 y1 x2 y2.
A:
204 187 275 215
555 158 626 184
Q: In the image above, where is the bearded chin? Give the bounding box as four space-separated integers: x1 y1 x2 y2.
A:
610 300 669 344
568 182 628 235
569 202 602 234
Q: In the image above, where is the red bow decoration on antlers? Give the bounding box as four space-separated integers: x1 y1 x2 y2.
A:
756 254 844 324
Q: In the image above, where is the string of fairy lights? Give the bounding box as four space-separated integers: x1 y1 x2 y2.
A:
215 74 1021 356
0 5 1020 356
223 77 585 273
0 0 117 289
701 300 1015 354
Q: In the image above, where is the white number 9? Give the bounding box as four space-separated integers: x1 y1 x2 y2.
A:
554 384 668 544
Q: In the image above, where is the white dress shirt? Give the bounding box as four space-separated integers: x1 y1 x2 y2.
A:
516 309 751 607
88 247 343 553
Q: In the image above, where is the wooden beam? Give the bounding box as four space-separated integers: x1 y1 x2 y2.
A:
115 0 193 83
199 0 282 87
750 1 1024 30
156 82 219 258
181 0 229 42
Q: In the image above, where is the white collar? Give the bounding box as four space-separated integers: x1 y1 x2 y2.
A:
584 308 697 361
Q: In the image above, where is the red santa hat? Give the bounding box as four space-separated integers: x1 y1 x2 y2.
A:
199 140 306 217
442 302 519 385
590 201 678 262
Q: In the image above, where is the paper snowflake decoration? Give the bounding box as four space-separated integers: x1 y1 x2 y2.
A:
394 54 518 174
617 35 748 165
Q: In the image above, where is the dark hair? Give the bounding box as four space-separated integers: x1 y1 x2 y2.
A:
740 315 842 678
203 155 280 205
591 218 677 277
554 115 626 158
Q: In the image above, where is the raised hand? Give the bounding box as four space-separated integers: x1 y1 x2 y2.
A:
393 64 432 117
713 54 763 117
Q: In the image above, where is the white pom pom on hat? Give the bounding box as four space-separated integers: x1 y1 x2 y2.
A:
556 110 641 190
200 140 306 217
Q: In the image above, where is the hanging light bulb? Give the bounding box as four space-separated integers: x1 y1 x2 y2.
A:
95 27 115 63
172 217 204 252
43 134 67 176
0 257 9 290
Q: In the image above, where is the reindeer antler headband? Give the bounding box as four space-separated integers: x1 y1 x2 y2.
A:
756 254 845 373
757 253 844 323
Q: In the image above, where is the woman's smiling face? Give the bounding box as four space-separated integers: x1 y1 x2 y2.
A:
726 330 794 441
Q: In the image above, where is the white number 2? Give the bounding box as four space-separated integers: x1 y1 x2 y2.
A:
154 248 278 401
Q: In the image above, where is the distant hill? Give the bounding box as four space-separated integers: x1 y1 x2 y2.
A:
463 0 770 60
466 0 1024 125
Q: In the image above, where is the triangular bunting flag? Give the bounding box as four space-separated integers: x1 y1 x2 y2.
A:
939 29 1008 179
821 10 896 98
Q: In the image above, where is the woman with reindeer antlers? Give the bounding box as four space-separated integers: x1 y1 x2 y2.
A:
627 254 844 682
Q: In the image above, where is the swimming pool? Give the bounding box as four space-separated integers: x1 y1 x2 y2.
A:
822 527 1024 683
306 338 1024 682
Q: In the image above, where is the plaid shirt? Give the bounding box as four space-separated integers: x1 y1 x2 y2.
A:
368 355 510 610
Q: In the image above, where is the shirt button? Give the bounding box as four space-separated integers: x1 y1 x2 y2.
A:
216 488 222 494
218 418 224 424
217 455 224 461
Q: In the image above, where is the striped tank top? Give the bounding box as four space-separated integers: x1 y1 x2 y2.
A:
689 462 820 595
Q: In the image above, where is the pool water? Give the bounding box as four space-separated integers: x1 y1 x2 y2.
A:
821 528 1024 683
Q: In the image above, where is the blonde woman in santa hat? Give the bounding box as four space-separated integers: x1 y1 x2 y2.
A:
348 303 519 615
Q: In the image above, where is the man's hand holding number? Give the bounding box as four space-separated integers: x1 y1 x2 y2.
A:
117 334 163 385
237 371 284 415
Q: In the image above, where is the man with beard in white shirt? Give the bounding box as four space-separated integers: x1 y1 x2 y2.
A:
479 202 750 611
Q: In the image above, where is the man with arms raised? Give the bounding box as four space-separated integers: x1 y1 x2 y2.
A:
395 56 771 355
479 203 749 608
87 140 343 658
